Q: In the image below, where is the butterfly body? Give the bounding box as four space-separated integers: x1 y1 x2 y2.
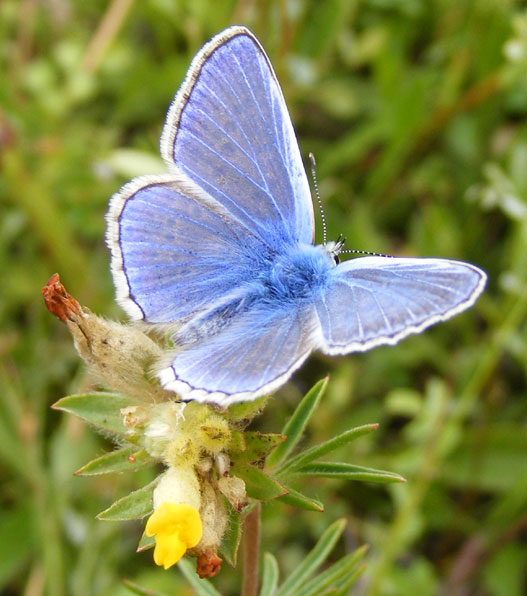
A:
263 244 334 302
107 26 486 406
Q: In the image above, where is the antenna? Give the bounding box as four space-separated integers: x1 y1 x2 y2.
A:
339 248 393 258
309 153 327 246
309 153 392 260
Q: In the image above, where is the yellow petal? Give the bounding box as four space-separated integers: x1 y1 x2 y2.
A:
145 502 203 569
153 533 187 569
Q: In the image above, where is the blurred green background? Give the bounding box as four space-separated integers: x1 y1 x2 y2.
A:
1 0 526 595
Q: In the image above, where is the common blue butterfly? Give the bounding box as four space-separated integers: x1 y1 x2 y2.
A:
106 26 486 406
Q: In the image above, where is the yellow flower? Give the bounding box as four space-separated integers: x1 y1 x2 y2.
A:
145 502 202 569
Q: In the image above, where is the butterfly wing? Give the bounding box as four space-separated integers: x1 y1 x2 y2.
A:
158 303 319 405
160 26 314 248
107 26 314 323
314 257 486 354
107 174 273 321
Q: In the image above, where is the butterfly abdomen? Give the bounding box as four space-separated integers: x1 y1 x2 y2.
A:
171 283 262 347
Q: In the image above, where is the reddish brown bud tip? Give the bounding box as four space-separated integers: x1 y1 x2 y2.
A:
42 273 82 322
196 549 222 578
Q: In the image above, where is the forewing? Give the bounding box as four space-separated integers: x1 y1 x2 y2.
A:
315 257 486 354
160 26 314 249
106 174 268 322
158 304 319 405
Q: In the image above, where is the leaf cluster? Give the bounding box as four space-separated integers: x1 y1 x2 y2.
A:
52 379 402 583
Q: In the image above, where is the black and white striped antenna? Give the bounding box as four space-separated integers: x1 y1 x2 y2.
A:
309 153 327 246
309 152 392 259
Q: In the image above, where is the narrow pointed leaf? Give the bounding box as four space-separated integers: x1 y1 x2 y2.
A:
178 558 222 596
260 552 280 596
231 463 288 501
295 462 406 483
75 447 153 476
275 518 346 596
122 578 170 596
295 546 368 596
219 505 243 567
333 564 367 595
266 377 328 470
278 424 379 474
277 487 324 512
136 532 155 553
53 392 139 434
97 479 158 521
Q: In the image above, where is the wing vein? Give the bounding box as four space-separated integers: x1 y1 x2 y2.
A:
181 166 273 245
376 269 466 295
228 47 289 226
258 312 297 386
195 83 269 187
184 129 272 196
256 53 285 164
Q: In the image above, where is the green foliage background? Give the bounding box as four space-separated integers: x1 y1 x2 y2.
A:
1 0 526 594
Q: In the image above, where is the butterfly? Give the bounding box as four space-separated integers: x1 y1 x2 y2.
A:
106 26 486 406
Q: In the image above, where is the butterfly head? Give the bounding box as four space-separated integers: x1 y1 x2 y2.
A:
324 235 346 265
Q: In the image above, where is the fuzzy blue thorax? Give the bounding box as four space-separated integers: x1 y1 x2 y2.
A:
262 243 335 303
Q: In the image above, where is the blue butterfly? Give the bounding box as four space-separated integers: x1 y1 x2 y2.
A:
106 26 486 406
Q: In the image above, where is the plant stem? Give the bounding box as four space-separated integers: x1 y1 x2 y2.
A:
81 0 134 73
242 502 261 596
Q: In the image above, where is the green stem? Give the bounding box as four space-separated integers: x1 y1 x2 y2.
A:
23 417 66 595
242 502 261 596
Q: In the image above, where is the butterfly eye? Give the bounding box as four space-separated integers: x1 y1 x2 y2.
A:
325 235 345 265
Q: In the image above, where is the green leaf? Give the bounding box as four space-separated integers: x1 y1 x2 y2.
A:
227 396 270 422
295 546 368 596
219 504 243 567
75 447 153 476
277 487 324 512
228 430 246 454
333 564 367 595
178 558 222 596
278 424 379 474
97 479 158 521
295 462 406 484
266 377 328 470
122 578 171 596
53 392 139 434
275 518 346 596
136 532 155 553
260 552 280 596
231 463 288 501
238 432 286 463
